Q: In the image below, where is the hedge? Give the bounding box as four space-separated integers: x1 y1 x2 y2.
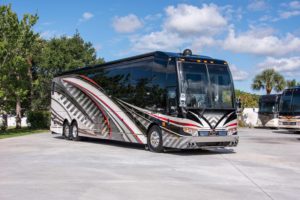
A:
27 111 50 129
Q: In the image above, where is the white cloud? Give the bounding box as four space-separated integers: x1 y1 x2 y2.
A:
164 4 227 36
230 64 249 81
40 30 62 39
282 1 300 9
191 36 221 50
131 31 184 52
223 27 300 56
289 1 300 9
279 10 300 19
112 14 143 33
131 4 227 52
248 0 268 11
94 44 102 52
257 57 300 73
79 12 94 23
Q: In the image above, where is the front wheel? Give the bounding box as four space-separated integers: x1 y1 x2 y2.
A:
63 122 70 139
147 125 163 153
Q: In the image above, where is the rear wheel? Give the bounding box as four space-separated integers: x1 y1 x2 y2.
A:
63 122 70 139
147 125 163 153
70 121 80 141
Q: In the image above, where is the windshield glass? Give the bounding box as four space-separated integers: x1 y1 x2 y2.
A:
291 88 300 112
280 89 293 112
259 101 277 113
181 62 234 109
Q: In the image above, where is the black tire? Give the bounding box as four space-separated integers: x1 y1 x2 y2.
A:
63 122 71 140
70 121 80 141
147 125 163 153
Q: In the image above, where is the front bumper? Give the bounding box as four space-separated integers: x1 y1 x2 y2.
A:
163 134 239 149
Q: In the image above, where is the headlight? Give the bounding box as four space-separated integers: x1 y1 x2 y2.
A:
183 127 198 136
227 128 237 135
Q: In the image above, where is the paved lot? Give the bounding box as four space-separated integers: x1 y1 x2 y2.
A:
0 128 299 200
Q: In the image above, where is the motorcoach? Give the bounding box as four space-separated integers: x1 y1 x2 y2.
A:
50 49 239 152
257 94 281 128
279 87 300 130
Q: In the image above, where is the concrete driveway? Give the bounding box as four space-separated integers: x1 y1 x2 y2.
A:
0 128 299 200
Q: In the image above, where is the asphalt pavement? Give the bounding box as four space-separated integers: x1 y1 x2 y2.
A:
0 128 299 200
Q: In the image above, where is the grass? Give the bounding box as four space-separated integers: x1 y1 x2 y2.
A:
0 127 48 139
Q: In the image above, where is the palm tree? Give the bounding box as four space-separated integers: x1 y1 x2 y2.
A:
286 79 299 88
252 69 285 94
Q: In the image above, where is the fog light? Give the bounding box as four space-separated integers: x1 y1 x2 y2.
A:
228 128 237 135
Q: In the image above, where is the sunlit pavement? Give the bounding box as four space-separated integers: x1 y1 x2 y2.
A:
0 128 299 200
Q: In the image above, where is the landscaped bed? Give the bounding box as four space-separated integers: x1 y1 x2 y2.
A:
0 128 48 139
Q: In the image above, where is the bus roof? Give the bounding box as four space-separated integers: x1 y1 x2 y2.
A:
57 50 227 77
285 86 300 90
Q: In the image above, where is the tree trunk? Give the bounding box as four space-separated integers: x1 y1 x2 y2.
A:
16 96 22 129
266 88 272 94
27 57 33 110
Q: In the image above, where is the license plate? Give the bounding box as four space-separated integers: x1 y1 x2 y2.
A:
283 122 296 125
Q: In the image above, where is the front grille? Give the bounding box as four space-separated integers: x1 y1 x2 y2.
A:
198 131 227 137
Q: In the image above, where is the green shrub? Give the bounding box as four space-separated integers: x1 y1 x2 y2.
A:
0 114 8 131
27 111 50 129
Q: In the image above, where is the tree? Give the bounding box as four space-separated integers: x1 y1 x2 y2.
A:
0 5 39 128
251 69 285 94
32 32 104 110
286 79 300 88
235 90 259 108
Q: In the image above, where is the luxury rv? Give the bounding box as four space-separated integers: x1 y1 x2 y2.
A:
50 49 239 152
279 87 300 130
257 94 281 128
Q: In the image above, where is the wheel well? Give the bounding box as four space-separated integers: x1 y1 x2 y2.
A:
71 119 77 126
146 123 160 136
63 119 69 126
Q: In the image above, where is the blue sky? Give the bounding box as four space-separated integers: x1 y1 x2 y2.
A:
3 0 300 93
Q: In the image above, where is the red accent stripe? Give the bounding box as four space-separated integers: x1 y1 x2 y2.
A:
64 79 143 144
79 75 100 88
226 123 237 127
64 80 112 138
151 114 202 128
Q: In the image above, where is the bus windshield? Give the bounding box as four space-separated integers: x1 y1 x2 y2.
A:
280 89 293 112
180 62 234 109
259 101 277 113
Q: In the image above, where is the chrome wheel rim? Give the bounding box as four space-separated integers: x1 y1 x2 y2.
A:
150 131 160 148
64 125 69 137
72 125 78 138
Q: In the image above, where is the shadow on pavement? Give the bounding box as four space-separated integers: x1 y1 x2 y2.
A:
52 135 236 155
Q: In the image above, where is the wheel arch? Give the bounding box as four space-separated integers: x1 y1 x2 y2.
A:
146 123 161 136
63 119 69 126
71 119 77 126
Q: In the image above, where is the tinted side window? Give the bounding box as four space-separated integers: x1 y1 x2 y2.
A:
292 88 300 112
129 60 153 106
166 60 177 87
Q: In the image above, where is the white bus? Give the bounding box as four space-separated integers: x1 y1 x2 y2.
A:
50 49 239 152
279 87 300 130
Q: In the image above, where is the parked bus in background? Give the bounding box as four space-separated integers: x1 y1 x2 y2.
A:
50 49 239 152
257 94 281 128
279 87 300 131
